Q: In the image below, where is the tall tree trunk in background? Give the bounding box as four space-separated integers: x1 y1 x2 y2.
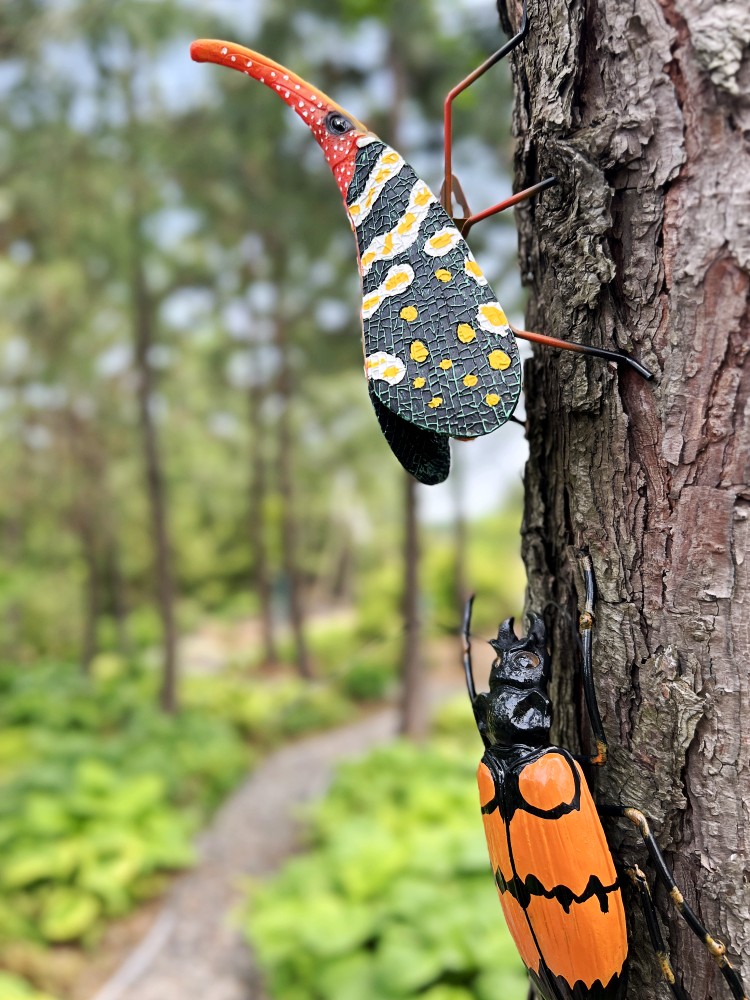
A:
248 376 278 666
501 0 749 996
122 135 177 710
389 31 427 737
272 307 312 680
451 444 469 613
130 234 179 712
80 521 100 673
62 410 104 674
124 69 178 713
399 473 426 738
105 533 131 658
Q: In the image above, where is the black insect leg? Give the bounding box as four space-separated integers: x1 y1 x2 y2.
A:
623 864 689 1000
601 805 748 1000
577 550 608 767
510 325 654 381
526 982 537 1000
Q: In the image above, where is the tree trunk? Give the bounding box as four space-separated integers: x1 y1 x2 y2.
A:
80 520 100 674
105 532 132 658
273 312 313 680
124 72 179 714
399 473 427 739
131 243 179 712
248 376 278 667
502 0 749 996
388 29 427 738
451 444 469 614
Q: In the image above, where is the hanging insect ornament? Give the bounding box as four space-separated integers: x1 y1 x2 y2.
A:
464 553 747 1000
191 3 651 485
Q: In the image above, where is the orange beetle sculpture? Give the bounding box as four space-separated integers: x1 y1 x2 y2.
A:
191 4 651 486
464 552 747 1000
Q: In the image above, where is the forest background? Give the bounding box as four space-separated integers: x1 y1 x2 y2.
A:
0 1 532 998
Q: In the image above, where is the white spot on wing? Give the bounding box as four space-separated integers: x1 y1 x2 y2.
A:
364 351 407 385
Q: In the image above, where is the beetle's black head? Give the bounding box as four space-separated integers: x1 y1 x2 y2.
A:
479 614 552 748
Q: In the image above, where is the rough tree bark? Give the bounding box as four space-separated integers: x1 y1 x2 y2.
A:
499 0 750 997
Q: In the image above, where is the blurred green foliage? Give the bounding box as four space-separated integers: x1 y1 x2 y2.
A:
0 659 247 952
0 971 57 1000
1 0 527 996
0 0 521 670
244 698 528 1000
0 653 373 966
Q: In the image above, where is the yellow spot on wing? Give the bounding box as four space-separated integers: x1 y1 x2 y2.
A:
438 359 453 370
362 264 415 319
428 397 443 408
435 269 452 282
463 374 478 387
397 213 417 234
488 350 511 371
413 377 426 388
485 393 501 407
430 232 453 248
414 186 433 206
464 256 488 284
365 352 406 385
478 303 508 329
385 270 410 291
410 341 429 363
400 306 418 321
457 323 476 344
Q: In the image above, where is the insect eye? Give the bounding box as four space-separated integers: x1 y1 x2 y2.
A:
325 112 353 135
516 652 540 670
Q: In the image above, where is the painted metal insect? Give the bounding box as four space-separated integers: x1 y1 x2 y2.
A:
464 553 747 1000
191 5 651 486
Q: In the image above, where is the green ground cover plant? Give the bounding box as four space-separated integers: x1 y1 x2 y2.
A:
0 660 249 955
0 653 370 997
0 971 58 1000
244 698 528 1000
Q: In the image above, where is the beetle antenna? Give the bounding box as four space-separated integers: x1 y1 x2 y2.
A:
462 595 478 703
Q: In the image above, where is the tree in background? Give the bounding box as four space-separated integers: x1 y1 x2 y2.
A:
0 0 520 711
505 0 750 994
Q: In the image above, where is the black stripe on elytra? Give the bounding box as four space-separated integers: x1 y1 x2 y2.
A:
495 868 622 915
512 757 582 821
530 960 627 1000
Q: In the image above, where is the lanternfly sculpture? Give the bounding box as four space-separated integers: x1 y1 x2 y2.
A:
191 14 649 485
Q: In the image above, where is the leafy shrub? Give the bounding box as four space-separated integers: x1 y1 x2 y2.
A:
182 674 350 744
336 644 397 701
0 662 248 949
244 701 527 1000
0 971 58 999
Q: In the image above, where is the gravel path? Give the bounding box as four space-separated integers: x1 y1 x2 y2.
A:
91 708 399 1000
